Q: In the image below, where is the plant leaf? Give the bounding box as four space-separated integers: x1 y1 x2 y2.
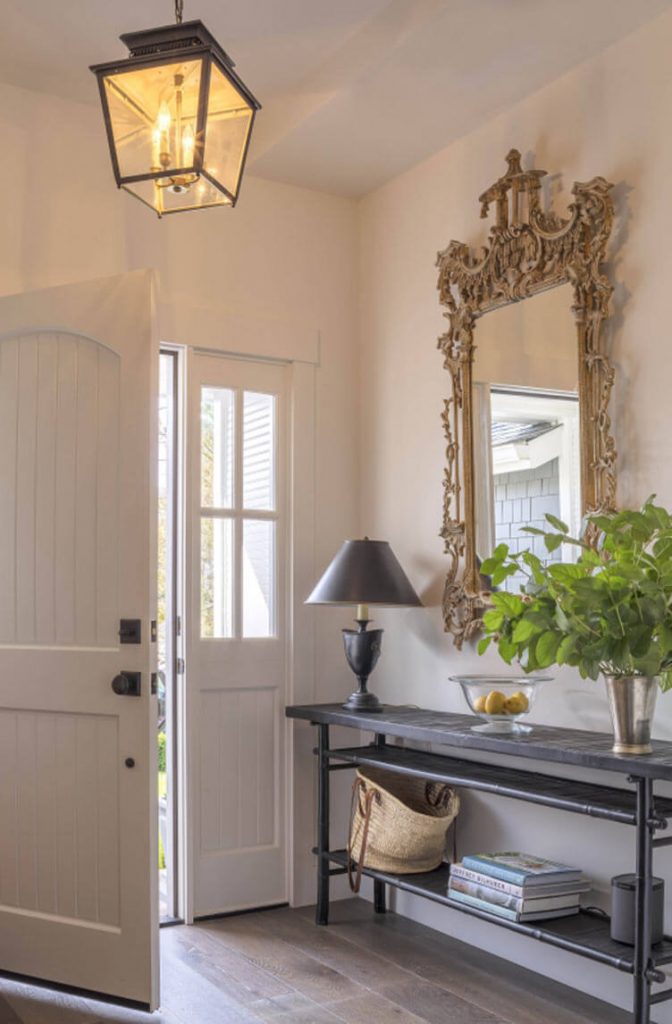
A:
477 636 492 656
491 592 525 618
497 638 517 664
482 609 504 632
556 634 577 664
536 630 561 667
512 618 541 644
545 514 569 534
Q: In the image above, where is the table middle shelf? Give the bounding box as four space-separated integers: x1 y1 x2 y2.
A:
325 743 672 825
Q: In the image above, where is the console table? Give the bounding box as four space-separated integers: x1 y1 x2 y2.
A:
286 703 672 1024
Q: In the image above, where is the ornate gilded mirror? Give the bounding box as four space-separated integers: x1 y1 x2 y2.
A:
436 150 616 648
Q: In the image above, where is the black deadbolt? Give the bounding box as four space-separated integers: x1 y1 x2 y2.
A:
119 619 142 645
125 757 135 769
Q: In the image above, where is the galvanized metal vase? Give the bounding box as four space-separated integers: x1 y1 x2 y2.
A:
603 675 659 754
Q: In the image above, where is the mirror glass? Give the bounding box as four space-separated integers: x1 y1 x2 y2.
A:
472 285 581 591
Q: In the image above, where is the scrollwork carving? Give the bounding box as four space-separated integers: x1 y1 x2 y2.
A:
436 149 616 647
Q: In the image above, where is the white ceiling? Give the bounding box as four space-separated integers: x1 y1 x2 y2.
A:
2 0 671 197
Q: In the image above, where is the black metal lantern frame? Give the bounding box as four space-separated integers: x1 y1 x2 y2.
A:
90 20 261 216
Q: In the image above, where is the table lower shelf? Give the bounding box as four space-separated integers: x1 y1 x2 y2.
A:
324 850 672 974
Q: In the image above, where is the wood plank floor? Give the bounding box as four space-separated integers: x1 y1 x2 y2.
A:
0 899 633 1024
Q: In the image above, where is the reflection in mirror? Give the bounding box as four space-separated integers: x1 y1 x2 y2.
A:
472 285 581 591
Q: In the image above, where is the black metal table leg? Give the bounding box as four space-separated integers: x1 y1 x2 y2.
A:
316 723 330 925
373 732 387 915
633 776 654 1024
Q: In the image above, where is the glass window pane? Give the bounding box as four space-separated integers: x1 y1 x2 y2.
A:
201 386 234 508
201 518 234 638
243 391 276 511
123 176 231 215
243 520 275 638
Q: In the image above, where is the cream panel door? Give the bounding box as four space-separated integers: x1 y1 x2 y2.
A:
188 353 287 916
0 272 158 1009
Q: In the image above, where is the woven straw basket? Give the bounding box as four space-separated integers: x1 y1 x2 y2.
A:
347 766 459 892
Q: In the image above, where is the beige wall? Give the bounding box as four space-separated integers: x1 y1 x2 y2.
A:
358 8 672 1017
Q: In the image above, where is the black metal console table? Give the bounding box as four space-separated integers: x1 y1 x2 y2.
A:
286 703 672 1024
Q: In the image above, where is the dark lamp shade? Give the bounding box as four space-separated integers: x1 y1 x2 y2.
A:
306 539 422 608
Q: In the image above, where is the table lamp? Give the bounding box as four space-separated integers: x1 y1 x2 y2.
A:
305 538 423 712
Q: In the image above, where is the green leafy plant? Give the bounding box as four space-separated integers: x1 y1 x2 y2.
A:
478 498 672 690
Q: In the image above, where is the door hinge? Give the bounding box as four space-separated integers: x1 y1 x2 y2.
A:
151 620 157 643
176 616 182 638
176 657 185 675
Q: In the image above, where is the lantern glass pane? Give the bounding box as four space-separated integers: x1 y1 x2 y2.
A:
122 177 232 215
104 58 203 180
203 63 254 199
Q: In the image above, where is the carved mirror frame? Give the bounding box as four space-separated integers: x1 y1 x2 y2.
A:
436 149 616 648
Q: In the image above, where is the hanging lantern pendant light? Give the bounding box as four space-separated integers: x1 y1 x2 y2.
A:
90 0 260 216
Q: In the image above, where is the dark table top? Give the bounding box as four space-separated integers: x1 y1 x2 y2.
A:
286 703 672 781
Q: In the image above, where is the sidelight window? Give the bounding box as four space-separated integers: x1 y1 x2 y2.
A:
200 386 278 639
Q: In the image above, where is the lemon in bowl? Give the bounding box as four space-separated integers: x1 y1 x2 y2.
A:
450 675 549 734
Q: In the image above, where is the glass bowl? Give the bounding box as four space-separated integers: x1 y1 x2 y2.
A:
450 675 551 734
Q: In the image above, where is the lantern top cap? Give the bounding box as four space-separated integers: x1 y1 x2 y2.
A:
120 19 232 64
89 18 261 111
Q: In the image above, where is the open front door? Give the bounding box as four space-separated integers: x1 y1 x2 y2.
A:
0 271 159 1009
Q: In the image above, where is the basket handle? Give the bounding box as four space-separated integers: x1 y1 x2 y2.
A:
347 777 378 894
425 782 452 809
425 783 459 863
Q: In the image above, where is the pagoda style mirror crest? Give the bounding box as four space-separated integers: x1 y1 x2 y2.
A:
436 149 616 648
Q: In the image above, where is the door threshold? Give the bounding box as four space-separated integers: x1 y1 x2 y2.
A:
195 901 289 923
160 916 184 928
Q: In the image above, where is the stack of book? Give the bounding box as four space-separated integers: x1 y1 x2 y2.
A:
448 852 590 923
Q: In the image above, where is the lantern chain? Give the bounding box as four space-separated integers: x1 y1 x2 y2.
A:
175 0 184 24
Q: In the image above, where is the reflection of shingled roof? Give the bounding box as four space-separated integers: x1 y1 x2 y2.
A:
491 419 556 446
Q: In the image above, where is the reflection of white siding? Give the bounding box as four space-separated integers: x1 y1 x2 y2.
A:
494 458 561 593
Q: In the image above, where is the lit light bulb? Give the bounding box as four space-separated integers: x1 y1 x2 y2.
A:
157 102 171 132
151 128 161 168
182 124 195 166
155 102 172 170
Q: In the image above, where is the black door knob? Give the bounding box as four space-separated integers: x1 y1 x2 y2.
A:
111 671 141 696
125 757 135 769
112 673 131 695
